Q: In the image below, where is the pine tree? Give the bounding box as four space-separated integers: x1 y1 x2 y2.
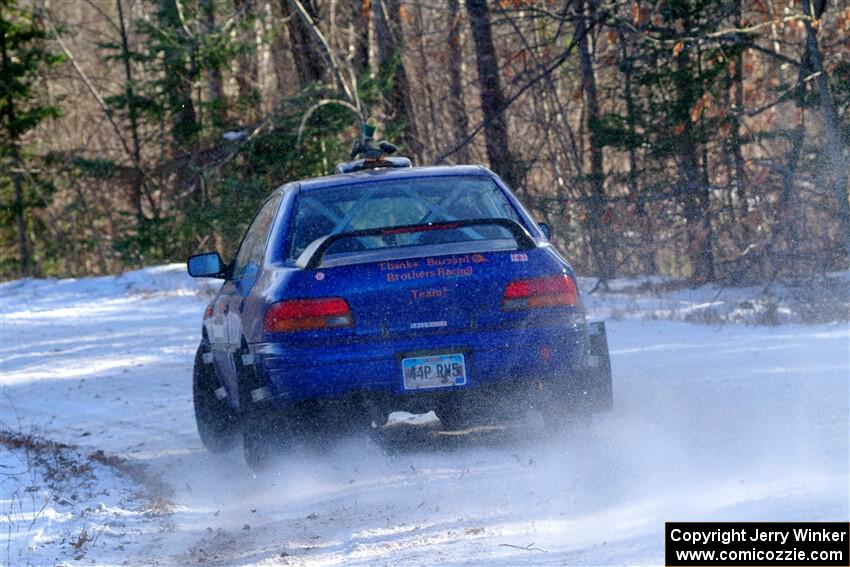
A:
465 0 516 188
0 0 62 276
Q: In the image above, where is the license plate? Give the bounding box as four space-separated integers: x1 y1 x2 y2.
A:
402 353 467 390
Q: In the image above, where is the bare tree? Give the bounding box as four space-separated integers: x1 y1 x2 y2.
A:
575 0 613 284
728 0 748 228
617 26 655 273
279 0 325 88
200 0 227 126
446 0 470 164
802 0 850 250
374 0 422 161
233 0 261 120
465 0 515 187
350 0 368 73
116 0 151 222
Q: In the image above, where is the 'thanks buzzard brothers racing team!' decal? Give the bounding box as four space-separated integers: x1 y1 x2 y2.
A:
378 254 487 283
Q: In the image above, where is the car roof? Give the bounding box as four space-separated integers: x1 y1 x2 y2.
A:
277 164 492 194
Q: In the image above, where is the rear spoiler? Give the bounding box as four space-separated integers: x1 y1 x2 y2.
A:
296 218 538 270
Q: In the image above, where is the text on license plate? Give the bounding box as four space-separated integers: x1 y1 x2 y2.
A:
402 353 467 390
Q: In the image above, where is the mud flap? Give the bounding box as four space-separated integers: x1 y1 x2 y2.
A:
585 321 613 411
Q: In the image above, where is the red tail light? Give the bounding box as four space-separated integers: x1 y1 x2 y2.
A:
264 298 353 332
503 274 578 310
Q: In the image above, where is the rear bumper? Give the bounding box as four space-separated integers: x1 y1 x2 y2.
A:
250 320 587 403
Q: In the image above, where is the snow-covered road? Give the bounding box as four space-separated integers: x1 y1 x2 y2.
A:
1 266 848 565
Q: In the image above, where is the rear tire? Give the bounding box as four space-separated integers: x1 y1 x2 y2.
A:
236 345 294 470
193 342 239 453
241 402 279 471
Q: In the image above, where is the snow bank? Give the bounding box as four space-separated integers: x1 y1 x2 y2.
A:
0 264 215 317
3 264 846 326
580 272 850 325
0 433 167 566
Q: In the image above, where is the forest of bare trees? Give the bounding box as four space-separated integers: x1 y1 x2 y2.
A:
2 0 848 284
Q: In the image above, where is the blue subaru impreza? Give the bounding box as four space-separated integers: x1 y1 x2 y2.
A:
188 160 612 468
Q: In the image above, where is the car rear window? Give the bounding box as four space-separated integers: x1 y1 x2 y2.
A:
288 176 522 260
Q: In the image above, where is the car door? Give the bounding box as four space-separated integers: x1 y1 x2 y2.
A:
225 195 282 356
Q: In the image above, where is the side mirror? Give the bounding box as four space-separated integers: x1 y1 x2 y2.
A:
187 252 227 279
538 223 551 240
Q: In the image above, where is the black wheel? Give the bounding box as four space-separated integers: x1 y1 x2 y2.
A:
235 345 294 470
241 400 278 471
193 341 239 453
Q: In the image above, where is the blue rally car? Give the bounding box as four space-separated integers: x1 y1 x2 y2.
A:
188 159 612 468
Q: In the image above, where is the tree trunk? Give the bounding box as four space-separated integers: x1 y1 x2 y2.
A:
465 0 516 187
674 47 714 282
280 0 325 88
803 0 850 250
270 1 297 98
374 0 423 161
778 36 814 255
618 27 655 273
728 0 748 236
199 0 227 127
446 0 470 163
116 0 151 223
72 182 109 274
350 0 369 73
412 3 438 159
233 0 261 120
157 0 200 156
1 27 31 276
576 0 614 283
156 0 202 225
11 147 32 277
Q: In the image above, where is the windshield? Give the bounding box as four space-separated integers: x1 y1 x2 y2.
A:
288 176 522 260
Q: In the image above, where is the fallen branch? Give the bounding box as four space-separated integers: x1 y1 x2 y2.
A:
499 542 546 552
